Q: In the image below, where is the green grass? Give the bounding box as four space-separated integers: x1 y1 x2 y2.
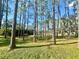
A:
0 37 79 59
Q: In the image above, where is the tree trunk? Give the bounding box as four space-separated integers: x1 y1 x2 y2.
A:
73 4 77 37
77 0 79 47
57 2 60 38
0 0 2 29
18 14 21 38
41 15 43 38
67 2 70 39
33 0 38 42
22 14 24 41
52 0 56 45
22 10 26 41
9 0 18 49
5 0 8 38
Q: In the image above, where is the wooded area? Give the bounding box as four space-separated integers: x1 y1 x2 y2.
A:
0 0 79 59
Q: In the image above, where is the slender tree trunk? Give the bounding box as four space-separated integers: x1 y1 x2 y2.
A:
9 0 18 49
52 0 56 44
77 0 79 47
67 1 70 39
33 0 38 42
5 0 8 38
57 2 60 38
47 21 49 31
0 0 2 29
44 23 46 37
23 10 26 41
45 24 46 36
22 24 25 41
27 0 30 31
41 15 43 38
42 0 45 37
22 14 24 41
26 18 28 35
18 14 21 38
73 4 77 37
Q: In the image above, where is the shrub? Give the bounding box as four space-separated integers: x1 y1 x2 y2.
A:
0 29 11 36
0 29 33 36
0 29 5 35
35 35 52 41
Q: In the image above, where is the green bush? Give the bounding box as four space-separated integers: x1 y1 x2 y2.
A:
0 29 33 36
35 35 52 41
0 29 11 36
0 29 5 35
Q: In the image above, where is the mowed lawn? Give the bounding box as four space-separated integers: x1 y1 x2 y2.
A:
0 37 79 59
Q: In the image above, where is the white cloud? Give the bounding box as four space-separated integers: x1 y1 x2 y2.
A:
69 1 76 7
69 2 74 7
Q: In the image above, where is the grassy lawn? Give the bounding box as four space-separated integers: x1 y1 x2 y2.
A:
0 37 79 59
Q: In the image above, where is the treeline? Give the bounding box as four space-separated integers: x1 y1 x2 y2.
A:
0 29 33 36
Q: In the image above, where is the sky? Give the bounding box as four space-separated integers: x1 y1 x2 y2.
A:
3 0 77 25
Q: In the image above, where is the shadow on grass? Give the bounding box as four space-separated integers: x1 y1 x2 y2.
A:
0 36 77 47
56 42 77 45
0 38 28 47
48 37 77 43
0 38 10 47
16 44 52 49
16 42 77 49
